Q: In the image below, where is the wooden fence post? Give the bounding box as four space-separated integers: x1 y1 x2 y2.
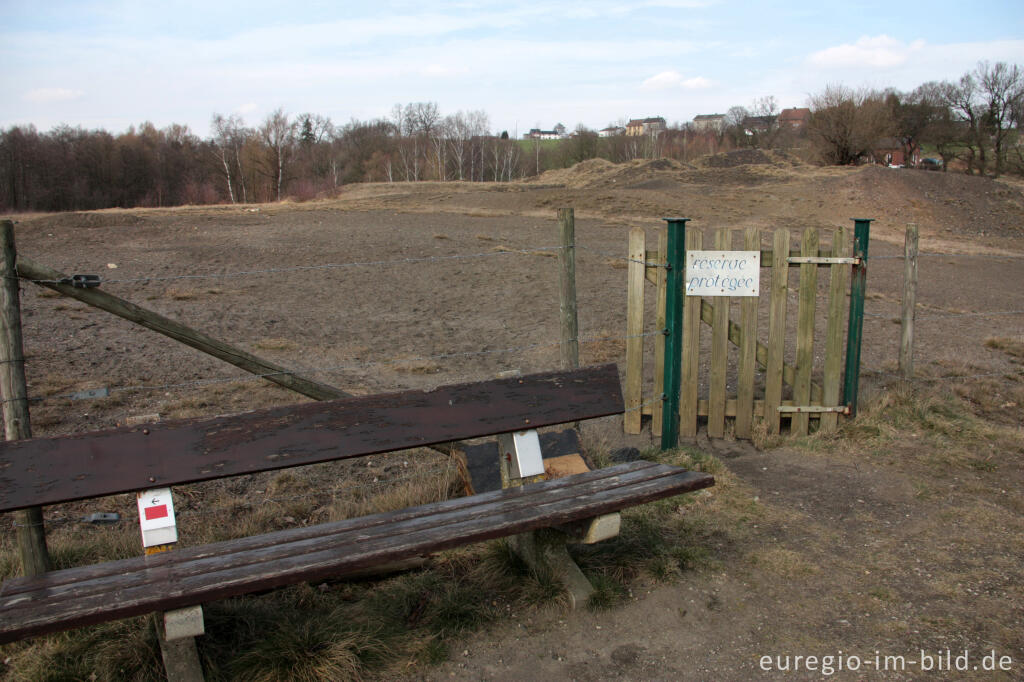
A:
0 220 52 576
660 218 688 449
900 223 918 380
557 208 579 371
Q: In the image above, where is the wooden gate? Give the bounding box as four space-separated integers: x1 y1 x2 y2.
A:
624 219 869 444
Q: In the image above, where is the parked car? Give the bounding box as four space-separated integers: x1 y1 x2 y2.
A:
920 158 943 171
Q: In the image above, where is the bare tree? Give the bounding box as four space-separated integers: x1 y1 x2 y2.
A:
211 113 244 203
259 108 296 201
808 84 893 165
447 111 488 181
939 72 988 174
977 61 1024 177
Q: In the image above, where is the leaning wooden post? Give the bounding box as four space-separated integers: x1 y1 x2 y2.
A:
660 218 688 450
843 218 872 417
15 257 348 402
900 223 918 380
0 220 52 576
557 208 579 371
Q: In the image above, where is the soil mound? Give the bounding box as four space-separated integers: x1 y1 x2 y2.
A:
702 149 775 168
530 158 619 188
828 166 1024 238
29 210 146 230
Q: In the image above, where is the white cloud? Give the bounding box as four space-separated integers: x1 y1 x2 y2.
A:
641 71 712 90
807 35 926 69
23 88 84 103
236 102 258 115
681 76 713 89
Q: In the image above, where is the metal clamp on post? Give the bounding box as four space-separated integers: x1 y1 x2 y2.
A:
59 274 101 289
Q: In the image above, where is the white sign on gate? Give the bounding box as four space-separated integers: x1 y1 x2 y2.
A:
686 251 760 297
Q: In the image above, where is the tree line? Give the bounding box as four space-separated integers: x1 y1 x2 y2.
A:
1 61 1020 213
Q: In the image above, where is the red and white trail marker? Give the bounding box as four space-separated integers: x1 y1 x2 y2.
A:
137 487 178 547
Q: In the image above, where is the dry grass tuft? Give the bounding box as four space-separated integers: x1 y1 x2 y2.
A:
253 337 298 351
581 335 626 364
985 335 1024 360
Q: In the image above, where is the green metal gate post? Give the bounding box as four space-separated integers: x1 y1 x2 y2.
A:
843 218 872 417
660 218 688 450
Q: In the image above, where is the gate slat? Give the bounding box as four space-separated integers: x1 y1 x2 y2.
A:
765 229 790 434
624 228 646 434
708 229 730 438
793 227 820 435
735 228 760 437
821 225 850 432
679 229 703 437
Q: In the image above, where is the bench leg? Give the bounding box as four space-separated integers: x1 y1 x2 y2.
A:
510 528 594 609
157 610 205 682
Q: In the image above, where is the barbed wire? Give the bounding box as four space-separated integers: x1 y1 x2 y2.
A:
14 245 569 286
872 253 1024 260
863 307 1024 320
865 369 1023 385
0 330 663 406
575 243 665 268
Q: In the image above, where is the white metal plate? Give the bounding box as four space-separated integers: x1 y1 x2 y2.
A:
686 250 760 297
510 429 545 478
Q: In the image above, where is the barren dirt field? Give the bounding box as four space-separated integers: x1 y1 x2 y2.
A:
3 152 1024 680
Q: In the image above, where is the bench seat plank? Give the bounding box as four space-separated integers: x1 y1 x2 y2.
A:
0 364 624 513
0 461 713 643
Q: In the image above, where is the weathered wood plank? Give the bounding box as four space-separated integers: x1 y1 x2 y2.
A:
735 227 760 438
765 229 790 434
3 458 656 597
679 229 703 437
821 225 850 432
0 364 624 513
696 302 821 401
708 229 730 438
0 461 713 643
652 224 668 435
624 228 646 434
793 227 819 435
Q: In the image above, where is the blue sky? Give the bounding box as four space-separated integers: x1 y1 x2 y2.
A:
2 0 1022 137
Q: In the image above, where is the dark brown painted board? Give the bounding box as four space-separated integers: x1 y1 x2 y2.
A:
0 364 623 513
461 429 582 494
0 461 714 643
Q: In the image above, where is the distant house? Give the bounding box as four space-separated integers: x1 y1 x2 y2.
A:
778 108 811 130
523 123 568 140
625 117 667 136
741 115 776 135
692 114 726 133
599 126 626 138
872 138 921 167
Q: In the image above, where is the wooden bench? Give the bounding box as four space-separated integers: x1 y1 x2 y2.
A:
0 364 714 656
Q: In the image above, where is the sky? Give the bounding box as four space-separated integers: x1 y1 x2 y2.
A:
1 0 1023 138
